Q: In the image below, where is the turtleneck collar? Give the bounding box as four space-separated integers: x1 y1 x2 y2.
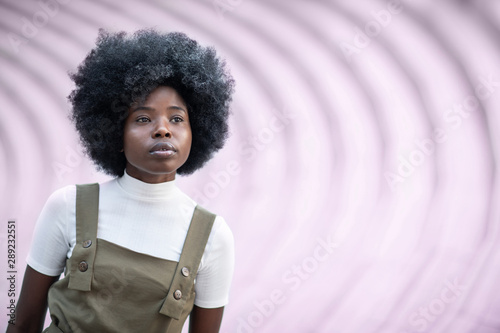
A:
116 170 179 200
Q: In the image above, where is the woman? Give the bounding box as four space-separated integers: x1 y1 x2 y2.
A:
7 29 235 333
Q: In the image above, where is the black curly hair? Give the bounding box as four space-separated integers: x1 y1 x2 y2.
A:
68 29 235 177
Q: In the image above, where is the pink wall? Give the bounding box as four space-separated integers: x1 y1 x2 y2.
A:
1 0 500 332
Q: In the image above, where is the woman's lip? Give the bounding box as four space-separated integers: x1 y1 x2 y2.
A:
150 150 175 157
150 141 176 152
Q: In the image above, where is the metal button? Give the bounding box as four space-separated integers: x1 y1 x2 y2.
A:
78 261 88 272
173 290 182 300
181 267 190 277
83 240 92 248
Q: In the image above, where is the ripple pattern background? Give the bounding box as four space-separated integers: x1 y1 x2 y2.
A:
1 0 500 332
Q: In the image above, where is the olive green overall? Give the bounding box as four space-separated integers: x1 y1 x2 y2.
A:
43 183 215 333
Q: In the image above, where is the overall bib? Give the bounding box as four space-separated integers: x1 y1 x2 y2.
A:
43 183 215 333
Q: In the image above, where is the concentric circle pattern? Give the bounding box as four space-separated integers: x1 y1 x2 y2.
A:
1 0 500 332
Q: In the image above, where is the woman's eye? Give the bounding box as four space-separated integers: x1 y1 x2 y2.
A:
136 117 150 123
172 116 183 123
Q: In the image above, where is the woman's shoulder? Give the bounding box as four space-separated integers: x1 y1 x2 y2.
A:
42 178 114 212
43 184 77 210
48 177 118 201
205 214 234 253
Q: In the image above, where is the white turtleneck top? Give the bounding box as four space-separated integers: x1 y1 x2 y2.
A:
27 171 234 308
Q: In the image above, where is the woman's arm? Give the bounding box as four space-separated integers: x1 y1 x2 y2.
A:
189 216 234 333
189 305 224 333
6 265 60 333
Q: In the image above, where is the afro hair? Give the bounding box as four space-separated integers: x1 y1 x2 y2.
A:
68 29 235 177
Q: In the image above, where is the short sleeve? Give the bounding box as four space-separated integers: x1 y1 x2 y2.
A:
26 186 74 276
194 216 235 308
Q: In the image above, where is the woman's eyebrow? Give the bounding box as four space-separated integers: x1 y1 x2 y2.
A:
170 105 187 113
131 105 187 113
131 106 154 112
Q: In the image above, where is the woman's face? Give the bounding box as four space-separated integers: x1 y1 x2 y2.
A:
123 86 192 183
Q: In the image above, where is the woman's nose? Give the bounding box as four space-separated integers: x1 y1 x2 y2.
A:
153 119 171 138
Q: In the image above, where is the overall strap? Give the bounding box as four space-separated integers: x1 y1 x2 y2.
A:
68 183 100 291
159 205 216 319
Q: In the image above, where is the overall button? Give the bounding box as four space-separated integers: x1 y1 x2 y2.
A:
83 240 92 248
181 267 190 277
173 290 182 300
78 261 88 272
